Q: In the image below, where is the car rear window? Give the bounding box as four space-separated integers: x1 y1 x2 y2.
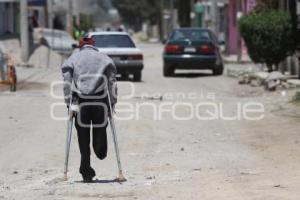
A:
170 30 212 41
92 35 136 48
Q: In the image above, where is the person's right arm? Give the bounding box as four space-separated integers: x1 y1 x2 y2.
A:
61 56 74 106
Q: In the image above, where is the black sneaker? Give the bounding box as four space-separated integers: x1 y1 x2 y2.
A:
82 175 94 183
80 166 96 183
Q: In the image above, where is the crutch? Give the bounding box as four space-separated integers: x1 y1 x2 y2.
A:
107 86 127 182
64 91 74 181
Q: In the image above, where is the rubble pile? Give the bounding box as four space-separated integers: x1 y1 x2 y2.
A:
238 70 300 91
227 64 300 91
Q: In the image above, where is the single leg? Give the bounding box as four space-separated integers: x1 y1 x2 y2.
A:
75 106 95 181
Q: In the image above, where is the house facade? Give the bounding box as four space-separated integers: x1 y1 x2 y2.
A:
0 0 47 36
0 0 19 36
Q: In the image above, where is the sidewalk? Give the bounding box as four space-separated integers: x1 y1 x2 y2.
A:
223 54 252 64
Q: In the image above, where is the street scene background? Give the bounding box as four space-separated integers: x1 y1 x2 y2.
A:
1 0 300 199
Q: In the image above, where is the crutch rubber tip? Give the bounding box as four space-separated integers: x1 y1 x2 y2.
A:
116 172 127 182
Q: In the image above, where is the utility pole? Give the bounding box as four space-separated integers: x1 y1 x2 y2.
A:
190 0 195 27
170 0 175 31
47 0 53 29
237 0 242 62
20 0 29 63
74 0 80 27
160 0 165 41
211 0 218 36
66 0 73 35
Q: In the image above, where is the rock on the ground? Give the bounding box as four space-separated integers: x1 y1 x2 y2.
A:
264 71 286 91
265 71 285 82
255 72 270 81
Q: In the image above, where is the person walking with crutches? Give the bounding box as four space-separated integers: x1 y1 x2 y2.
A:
61 37 125 183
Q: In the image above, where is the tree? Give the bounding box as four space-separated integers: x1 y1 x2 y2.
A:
239 10 295 71
112 0 161 30
178 0 191 27
289 0 300 50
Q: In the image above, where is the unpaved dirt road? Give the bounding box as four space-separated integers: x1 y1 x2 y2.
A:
0 43 300 200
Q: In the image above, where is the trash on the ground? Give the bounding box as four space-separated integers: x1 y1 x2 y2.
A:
274 184 281 187
145 176 156 180
193 168 202 171
238 73 252 84
134 95 163 101
273 184 286 188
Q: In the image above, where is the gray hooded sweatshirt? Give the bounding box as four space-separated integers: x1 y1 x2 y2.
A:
61 45 117 107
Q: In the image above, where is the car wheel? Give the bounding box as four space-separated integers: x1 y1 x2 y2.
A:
163 64 174 77
213 65 224 76
133 71 142 82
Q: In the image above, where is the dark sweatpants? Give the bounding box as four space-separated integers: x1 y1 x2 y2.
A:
75 98 108 177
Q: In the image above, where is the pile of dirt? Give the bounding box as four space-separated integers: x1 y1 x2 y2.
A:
28 45 65 68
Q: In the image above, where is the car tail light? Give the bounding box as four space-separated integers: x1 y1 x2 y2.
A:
128 54 143 60
198 44 215 54
165 45 182 53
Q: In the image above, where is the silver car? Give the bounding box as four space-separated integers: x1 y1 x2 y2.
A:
87 32 144 82
35 28 77 55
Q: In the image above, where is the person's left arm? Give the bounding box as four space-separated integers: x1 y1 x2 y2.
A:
105 62 118 111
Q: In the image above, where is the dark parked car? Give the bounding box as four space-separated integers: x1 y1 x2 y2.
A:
163 28 224 77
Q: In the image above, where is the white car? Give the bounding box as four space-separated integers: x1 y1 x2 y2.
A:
86 32 144 82
35 28 77 55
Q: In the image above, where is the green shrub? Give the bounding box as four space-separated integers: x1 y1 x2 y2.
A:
239 10 295 71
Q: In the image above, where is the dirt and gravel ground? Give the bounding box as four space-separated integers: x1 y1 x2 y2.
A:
0 43 300 200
